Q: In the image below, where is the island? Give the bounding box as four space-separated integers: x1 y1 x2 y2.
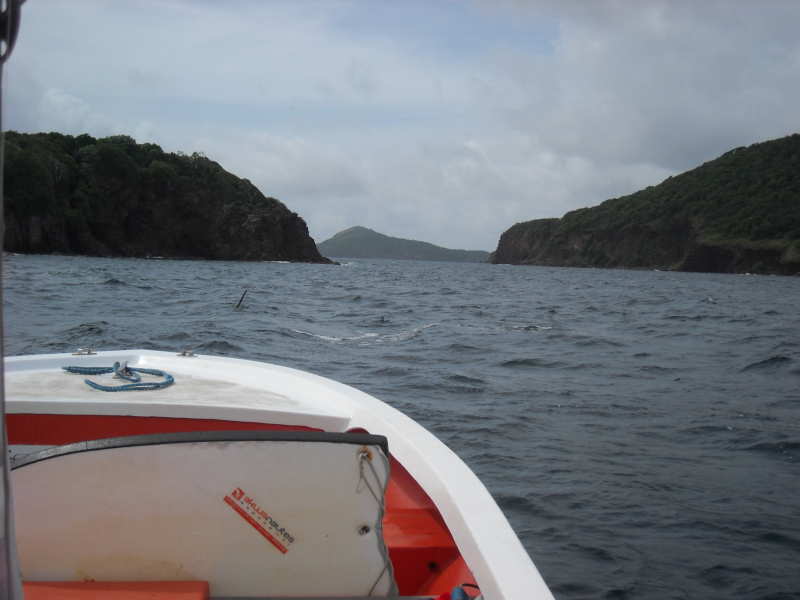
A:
492 133 800 275
317 226 491 263
2 131 333 264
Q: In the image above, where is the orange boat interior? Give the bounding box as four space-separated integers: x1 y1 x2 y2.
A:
7 413 478 598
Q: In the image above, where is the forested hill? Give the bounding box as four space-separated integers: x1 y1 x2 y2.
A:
317 226 491 262
493 133 800 275
2 131 333 263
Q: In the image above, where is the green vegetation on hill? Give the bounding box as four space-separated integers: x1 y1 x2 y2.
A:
3 131 277 221
492 133 800 275
2 131 330 263
317 226 490 262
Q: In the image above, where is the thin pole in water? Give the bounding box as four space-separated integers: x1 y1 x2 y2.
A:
235 283 250 310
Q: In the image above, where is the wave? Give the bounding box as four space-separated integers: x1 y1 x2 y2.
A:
194 340 243 353
445 342 484 353
59 322 109 341
442 374 486 393
370 366 409 378
562 362 606 371
155 331 195 342
740 355 793 372
575 336 626 348
495 493 541 514
639 364 679 374
102 277 129 285
768 340 800 353
286 328 379 343
511 324 553 332
744 439 800 461
500 357 568 369
100 276 160 291
696 563 760 592
380 324 439 344
757 531 800 553
446 374 485 385
666 313 727 321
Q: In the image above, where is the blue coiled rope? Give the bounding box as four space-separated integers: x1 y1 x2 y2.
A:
62 361 174 392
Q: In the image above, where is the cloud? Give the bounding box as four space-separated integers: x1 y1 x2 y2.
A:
38 88 113 135
493 1 800 170
5 0 800 251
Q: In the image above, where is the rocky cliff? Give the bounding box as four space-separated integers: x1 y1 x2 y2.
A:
3 131 333 263
493 134 800 275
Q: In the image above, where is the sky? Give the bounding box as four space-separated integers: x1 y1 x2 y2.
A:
4 0 800 251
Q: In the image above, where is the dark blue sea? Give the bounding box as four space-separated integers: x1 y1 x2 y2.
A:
3 254 799 600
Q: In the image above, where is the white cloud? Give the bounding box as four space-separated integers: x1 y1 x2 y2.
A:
38 88 112 135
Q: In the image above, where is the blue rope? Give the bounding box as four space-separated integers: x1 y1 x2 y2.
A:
62 361 174 392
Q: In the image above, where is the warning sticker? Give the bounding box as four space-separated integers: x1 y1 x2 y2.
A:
224 487 295 554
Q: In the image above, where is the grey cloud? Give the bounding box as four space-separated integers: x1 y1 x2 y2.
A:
497 1 800 170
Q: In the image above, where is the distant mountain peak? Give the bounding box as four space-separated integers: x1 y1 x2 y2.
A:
317 227 490 263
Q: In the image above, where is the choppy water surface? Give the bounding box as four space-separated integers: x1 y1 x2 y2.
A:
3 254 799 599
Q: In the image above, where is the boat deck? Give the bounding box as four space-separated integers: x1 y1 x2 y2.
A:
4 350 553 599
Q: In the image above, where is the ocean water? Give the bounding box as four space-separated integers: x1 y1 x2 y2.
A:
3 254 799 600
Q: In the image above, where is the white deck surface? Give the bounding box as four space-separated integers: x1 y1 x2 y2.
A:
5 351 351 430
